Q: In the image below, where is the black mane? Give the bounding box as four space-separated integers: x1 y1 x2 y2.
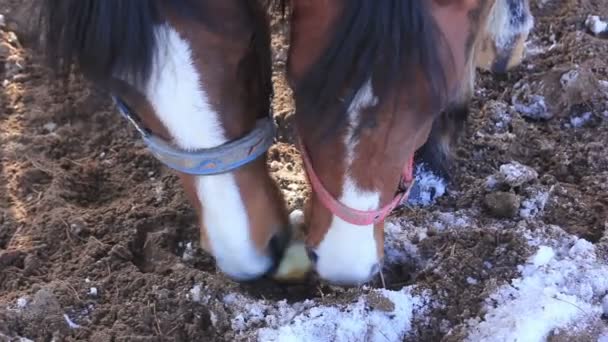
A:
287 0 452 140
36 0 279 90
37 0 165 87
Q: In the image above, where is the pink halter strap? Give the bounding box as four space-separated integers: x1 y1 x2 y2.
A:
298 139 415 226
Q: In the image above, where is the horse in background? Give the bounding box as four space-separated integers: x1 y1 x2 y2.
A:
284 0 534 285
36 0 292 282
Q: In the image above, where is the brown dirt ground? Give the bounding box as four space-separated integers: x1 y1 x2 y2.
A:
1 0 607 341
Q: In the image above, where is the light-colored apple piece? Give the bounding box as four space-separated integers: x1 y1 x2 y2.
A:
272 241 312 282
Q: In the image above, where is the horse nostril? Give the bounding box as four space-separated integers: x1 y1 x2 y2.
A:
305 247 318 264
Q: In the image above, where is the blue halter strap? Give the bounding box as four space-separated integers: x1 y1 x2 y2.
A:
112 95 276 175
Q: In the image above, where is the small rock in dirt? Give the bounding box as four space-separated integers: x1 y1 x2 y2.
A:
0 14 6 27
585 15 608 36
89 287 98 296
0 249 25 267
484 192 521 219
23 254 42 276
367 292 395 312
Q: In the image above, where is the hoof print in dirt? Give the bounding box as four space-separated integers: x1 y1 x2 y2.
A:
484 191 521 219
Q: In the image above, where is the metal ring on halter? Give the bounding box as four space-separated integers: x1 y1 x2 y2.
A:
112 95 276 176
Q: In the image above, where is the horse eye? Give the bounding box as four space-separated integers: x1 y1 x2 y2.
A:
306 247 319 263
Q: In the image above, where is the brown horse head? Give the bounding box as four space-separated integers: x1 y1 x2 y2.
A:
285 0 533 285
37 0 291 281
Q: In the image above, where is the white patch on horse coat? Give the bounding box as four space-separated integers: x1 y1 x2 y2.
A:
314 79 381 285
486 0 534 50
143 24 272 280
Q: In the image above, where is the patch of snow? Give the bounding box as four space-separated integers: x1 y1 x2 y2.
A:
464 233 608 342
190 284 202 303
560 69 580 88
43 122 57 132
531 245 555 267
525 34 559 57
0 14 5 27
63 314 81 329
487 161 538 189
255 288 430 342
519 186 551 219
16 297 28 308
585 15 608 36
385 210 472 267
182 242 195 261
407 164 447 207
434 211 471 230
500 162 538 187
569 112 593 128
513 93 552 120
89 287 98 296
384 220 426 265
467 277 479 285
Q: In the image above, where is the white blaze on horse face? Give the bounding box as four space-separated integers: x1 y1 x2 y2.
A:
314 79 381 285
143 24 272 280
